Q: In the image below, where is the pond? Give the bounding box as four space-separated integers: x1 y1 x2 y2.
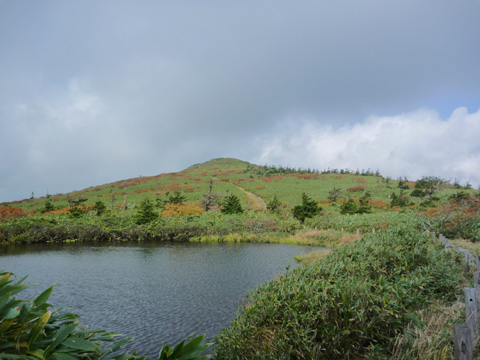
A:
0 241 320 358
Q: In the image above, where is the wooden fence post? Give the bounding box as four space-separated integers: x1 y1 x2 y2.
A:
475 272 480 322
465 287 478 341
454 324 473 360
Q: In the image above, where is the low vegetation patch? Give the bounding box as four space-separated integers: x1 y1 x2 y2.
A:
214 226 466 359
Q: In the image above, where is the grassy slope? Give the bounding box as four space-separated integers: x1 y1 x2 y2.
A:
2 157 472 216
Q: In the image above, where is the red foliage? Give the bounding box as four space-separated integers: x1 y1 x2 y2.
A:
213 170 236 176
183 185 200 193
295 175 312 180
160 183 182 192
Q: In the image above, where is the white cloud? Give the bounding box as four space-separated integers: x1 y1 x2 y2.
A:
253 107 480 187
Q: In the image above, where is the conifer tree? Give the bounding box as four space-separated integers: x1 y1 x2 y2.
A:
92 201 107 216
292 193 321 223
221 195 243 214
267 194 281 212
42 196 55 213
134 198 158 225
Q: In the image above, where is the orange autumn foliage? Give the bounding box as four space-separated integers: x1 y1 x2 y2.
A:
44 205 94 216
0 206 30 220
369 200 389 209
160 183 182 192
161 202 205 217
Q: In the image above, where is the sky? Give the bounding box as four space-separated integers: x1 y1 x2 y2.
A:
1 1 479 203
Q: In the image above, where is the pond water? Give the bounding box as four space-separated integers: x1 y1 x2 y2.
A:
0 241 319 358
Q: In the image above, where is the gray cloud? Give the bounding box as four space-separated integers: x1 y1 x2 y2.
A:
1 1 479 201
253 107 480 186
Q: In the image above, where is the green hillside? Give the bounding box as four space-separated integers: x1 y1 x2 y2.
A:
0 157 478 246
1 157 472 213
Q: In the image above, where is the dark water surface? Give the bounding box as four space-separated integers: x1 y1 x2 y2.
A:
0 242 318 358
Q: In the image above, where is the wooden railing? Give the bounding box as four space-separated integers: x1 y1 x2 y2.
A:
432 232 478 360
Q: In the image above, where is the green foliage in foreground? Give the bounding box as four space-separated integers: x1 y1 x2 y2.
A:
214 226 465 359
0 270 142 359
159 335 212 360
0 269 211 359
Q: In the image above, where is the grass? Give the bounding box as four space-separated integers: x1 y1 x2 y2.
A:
214 226 467 359
293 249 332 265
451 238 480 255
392 300 465 360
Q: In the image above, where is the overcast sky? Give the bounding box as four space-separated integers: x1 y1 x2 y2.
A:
1 1 479 202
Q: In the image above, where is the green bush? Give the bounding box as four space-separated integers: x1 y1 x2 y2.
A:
214 226 464 359
221 195 243 214
390 191 410 208
0 270 212 359
134 199 159 225
0 270 142 359
292 193 321 223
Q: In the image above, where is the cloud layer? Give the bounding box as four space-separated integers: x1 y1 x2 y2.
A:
254 107 480 186
1 1 479 201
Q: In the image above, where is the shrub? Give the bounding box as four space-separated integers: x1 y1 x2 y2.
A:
292 193 321 223
161 202 205 217
0 270 140 359
390 191 410 208
0 205 29 221
215 227 464 359
340 198 357 214
134 198 159 225
340 199 372 215
92 201 107 216
167 191 187 205
347 185 367 192
221 195 244 214
42 198 55 214
266 194 281 212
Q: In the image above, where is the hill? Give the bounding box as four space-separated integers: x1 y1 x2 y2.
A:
0 157 478 245
1 157 470 213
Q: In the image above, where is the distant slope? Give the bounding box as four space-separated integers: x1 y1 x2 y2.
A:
1 157 467 216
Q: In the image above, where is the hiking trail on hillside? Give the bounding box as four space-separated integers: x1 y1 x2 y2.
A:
235 185 267 211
